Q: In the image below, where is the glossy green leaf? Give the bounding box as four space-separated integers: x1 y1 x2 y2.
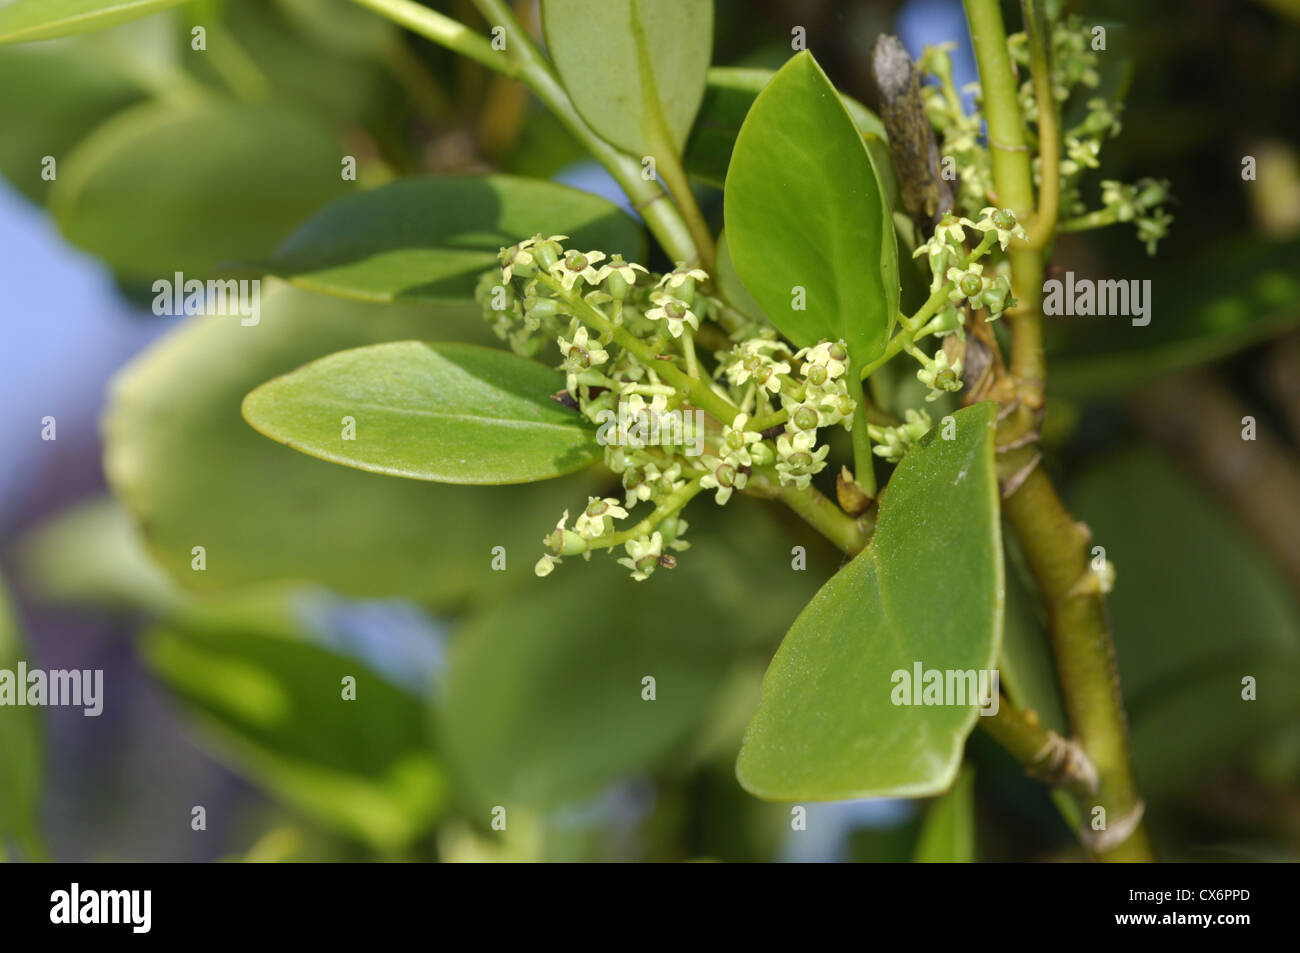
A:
270 175 644 304
737 402 1002 800
724 52 899 368
0 0 183 43
104 281 594 609
1047 236 1300 397
913 765 976 863
542 0 712 157
243 341 601 484
441 555 737 812
51 100 348 278
686 66 895 203
1072 449 1300 800
0 573 43 858
143 598 445 852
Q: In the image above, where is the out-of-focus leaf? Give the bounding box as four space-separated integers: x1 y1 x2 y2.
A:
440 554 737 813
724 52 899 368
1072 449 1300 799
0 574 43 858
1046 237 1300 396
737 403 1002 800
0 19 169 200
0 0 184 44
17 498 181 613
143 597 445 852
913 765 976 862
103 281 591 610
270 176 644 304
51 100 348 278
541 0 712 157
273 0 394 59
243 341 602 484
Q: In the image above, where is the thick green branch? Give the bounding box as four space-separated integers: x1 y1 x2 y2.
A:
1001 463 1153 862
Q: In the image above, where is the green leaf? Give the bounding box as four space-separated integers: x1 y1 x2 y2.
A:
724 52 899 369
686 66 894 202
440 555 737 812
270 175 644 304
142 596 445 852
0 0 184 44
1046 236 1300 397
737 402 1002 800
0 21 161 200
541 0 712 156
17 497 181 614
51 100 348 278
1071 449 1300 800
104 281 594 609
913 765 976 862
0 573 43 859
242 341 601 485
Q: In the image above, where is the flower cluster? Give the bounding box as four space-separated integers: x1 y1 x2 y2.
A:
481 234 859 582
917 18 1173 254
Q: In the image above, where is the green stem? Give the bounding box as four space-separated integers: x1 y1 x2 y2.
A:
590 477 706 549
1059 208 1120 232
470 0 698 265
745 471 871 555
349 0 699 265
1002 466 1153 862
966 0 1150 862
981 695 1098 804
1020 0 1060 250
349 0 506 73
849 370 878 497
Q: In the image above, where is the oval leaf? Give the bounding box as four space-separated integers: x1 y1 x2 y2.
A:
50 100 348 278
0 0 183 44
686 66 895 204
737 402 1002 800
270 175 644 304
243 341 601 484
103 281 593 609
724 52 899 368
542 0 712 156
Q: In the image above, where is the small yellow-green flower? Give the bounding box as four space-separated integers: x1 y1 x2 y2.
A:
720 412 761 467
645 292 699 338
774 430 829 488
699 454 747 504
618 532 664 581
575 496 628 539
551 249 606 291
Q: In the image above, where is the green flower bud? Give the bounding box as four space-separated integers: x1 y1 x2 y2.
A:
545 526 588 556
605 271 630 301
526 296 558 320
534 241 561 270
749 442 775 467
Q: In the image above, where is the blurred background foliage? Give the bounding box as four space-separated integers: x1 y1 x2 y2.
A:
1 0 1298 861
